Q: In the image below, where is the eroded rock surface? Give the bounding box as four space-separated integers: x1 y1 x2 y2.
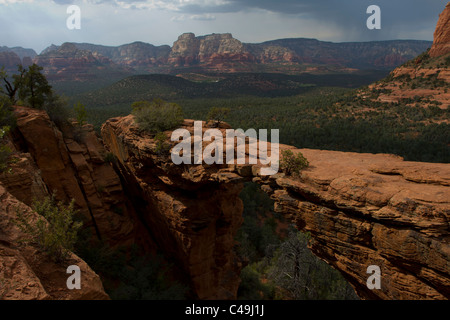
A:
6 107 142 247
266 149 450 300
429 2 450 58
101 117 245 299
0 184 109 300
102 117 449 300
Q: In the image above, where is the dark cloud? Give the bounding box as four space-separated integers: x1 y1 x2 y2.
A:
51 0 76 4
43 0 447 44
175 0 445 40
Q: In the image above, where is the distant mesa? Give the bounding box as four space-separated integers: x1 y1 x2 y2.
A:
0 46 36 72
19 33 432 82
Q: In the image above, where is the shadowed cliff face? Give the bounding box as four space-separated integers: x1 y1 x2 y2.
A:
101 117 246 299
3 106 156 250
101 116 449 300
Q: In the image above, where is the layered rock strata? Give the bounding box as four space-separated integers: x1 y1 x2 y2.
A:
101 117 450 300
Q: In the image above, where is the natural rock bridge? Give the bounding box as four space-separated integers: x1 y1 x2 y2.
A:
1 107 448 300
101 116 450 300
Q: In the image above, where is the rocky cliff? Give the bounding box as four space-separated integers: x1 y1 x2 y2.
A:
0 105 448 300
429 2 450 58
168 33 254 71
0 106 163 300
6 106 154 248
101 118 245 299
0 107 114 299
0 183 109 300
101 116 450 300
0 46 36 73
366 3 450 109
269 149 449 299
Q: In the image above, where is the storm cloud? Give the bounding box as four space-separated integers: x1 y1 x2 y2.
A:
0 0 445 53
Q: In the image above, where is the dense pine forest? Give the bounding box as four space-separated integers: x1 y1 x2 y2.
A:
68 73 449 163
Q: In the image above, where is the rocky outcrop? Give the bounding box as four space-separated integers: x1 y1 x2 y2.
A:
0 46 36 73
429 2 450 58
167 33 255 72
0 183 109 300
4 106 150 249
1 106 168 300
101 116 450 300
266 149 449 300
101 118 245 299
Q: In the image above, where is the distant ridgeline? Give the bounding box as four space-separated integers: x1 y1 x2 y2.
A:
0 34 431 86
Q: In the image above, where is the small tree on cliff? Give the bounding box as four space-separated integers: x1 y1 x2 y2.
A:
74 101 87 127
18 64 52 109
15 196 82 263
280 149 309 176
0 67 25 104
207 107 230 127
0 100 16 173
1 66 70 130
132 99 184 133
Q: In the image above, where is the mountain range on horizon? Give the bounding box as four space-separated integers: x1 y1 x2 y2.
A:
0 32 433 82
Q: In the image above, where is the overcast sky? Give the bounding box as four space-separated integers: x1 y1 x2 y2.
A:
0 0 446 53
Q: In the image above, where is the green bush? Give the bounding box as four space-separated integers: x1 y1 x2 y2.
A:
0 126 13 173
15 196 82 263
74 101 87 127
280 149 309 176
0 101 16 173
132 99 184 133
109 254 188 300
207 107 230 127
237 265 276 300
103 152 117 164
154 132 171 155
43 94 71 128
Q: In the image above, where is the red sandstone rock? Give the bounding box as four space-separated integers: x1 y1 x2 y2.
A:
6 106 152 250
270 149 450 299
101 117 245 299
429 3 450 58
1 104 448 300
0 184 109 300
101 116 450 300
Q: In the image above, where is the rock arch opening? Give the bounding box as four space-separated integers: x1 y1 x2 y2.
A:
235 181 359 300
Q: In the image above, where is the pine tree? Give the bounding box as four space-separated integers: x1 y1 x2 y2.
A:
18 64 52 109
